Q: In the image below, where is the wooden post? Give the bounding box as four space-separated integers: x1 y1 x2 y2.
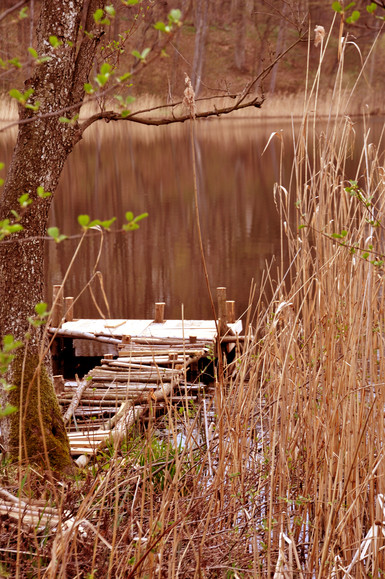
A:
226 300 235 324
154 302 165 323
52 284 64 328
64 296 74 322
217 287 227 335
53 375 65 395
189 335 197 344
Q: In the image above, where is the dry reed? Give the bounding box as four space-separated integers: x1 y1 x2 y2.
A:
2 22 385 579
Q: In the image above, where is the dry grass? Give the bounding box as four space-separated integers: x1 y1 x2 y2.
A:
2 28 385 579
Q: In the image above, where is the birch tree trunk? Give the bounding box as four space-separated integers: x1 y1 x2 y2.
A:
0 0 103 474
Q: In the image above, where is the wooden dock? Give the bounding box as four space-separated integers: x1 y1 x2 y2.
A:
50 288 243 465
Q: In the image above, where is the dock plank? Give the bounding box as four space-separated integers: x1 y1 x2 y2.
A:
56 317 242 460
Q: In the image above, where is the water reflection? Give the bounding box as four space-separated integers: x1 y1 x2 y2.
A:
2 115 383 322
48 119 287 320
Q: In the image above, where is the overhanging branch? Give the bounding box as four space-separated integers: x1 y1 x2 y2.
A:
79 94 264 132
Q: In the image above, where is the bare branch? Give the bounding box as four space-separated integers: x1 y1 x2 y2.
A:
0 0 30 23
79 94 264 133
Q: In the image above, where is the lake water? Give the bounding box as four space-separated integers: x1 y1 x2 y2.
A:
2 115 384 323
48 118 288 322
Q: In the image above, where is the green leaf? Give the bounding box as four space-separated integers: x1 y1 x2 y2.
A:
8 58 22 69
35 302 48 316
93 8 104 23
47 226 67 243
118 72 131 82
100 62 112 75
362 252 369 259
100 218 116 230
9 89 23 101
96 73 109 87
105 5 116 16
332 1 342 12
28 47 38 59
18 193 32 208
123 211 148 231
0 163 4 171
0 405 17 417
367 2 377 13
9 87 34 105
154 21 167 32
47 226 59 239
84 83 94 94
18 6 29 19
59 116 71 123
121 110 130 117
141 47 151 60
78 214 90 228
37 186 51 198
3 335 23 352
131 49 142 60
133 212 148 223
88 219 102 228
168 9 182 23
25 101 40 111
49 35 62 48
346 10 360 22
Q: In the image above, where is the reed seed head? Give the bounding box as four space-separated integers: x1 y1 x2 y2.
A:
183 73 196 119
314 25 326 47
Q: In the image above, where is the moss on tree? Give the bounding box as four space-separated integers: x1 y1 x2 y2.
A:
8 351 73 475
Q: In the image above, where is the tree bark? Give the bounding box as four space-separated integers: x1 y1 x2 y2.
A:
0 0 103 474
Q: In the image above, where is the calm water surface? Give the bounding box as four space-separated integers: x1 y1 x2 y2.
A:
2 115 384 322
49 118 288 321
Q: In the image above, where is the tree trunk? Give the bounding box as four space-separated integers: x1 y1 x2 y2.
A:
192 0 209 96
234 0 247 72
0 0 103 474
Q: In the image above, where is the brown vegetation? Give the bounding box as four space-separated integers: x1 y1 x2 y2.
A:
1 2 385 576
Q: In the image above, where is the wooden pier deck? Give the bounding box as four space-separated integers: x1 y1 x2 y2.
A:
49 286 243 464
54 316 242 464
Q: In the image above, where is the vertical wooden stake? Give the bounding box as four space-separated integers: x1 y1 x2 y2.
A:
154 302 165 323
52 284 64 328
64 296 74 322
53 375 65 395
226 300 235 324
217 287 227 335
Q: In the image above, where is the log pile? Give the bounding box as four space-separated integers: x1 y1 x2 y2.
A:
57 337 211 461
